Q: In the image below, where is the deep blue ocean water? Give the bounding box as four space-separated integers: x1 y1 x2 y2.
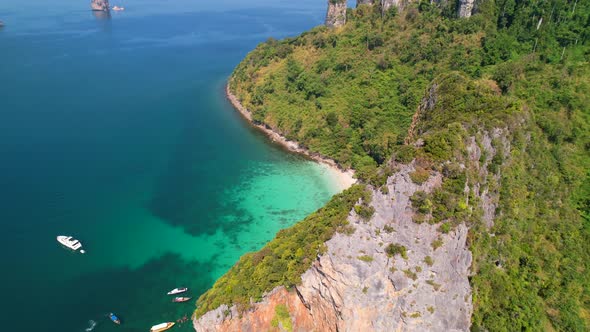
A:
0 1 351 330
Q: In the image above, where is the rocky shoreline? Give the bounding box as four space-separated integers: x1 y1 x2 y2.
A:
225 83 356 190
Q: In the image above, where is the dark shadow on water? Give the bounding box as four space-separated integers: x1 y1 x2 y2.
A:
92 9 112 34
92 10 111 21
145 88 259 238
145 86 314 241
146 146 256 239
18 253 216 332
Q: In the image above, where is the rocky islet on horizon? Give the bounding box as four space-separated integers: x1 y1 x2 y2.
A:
91 0 110 12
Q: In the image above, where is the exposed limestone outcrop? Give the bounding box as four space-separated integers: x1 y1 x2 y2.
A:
407 79 510 231
194 163 473 331
357 0 375 6
91 0 109 12
382 0 417 12
337 0 471 26
325 0 347 28
465 129 510 228
193 287 319 331
295 164 473 331
358 0 415 12
458 0 476 18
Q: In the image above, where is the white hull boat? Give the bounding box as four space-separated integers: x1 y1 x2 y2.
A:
172 296 192 303
166 287 187 295
57 235 85 254
150 322 175 332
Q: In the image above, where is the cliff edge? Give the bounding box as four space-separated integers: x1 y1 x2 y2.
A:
194 163 474 331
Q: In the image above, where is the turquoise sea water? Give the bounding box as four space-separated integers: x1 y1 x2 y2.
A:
0 1 345 331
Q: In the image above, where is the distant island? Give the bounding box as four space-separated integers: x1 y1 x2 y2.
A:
194 0 590 331
91 0 109 12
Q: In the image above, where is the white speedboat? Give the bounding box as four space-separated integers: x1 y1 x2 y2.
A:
150 322 175 332
57 235 86 254
166 287 187 295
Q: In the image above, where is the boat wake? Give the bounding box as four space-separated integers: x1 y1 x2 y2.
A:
84 320 97 332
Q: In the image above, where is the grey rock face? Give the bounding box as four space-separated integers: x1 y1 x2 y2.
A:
294 163 473 331
193 163 474 331
91 0 109 11
382 0 407 12
357 0 375 6
465 129 510 228
458 0 475 18
325 0 347 28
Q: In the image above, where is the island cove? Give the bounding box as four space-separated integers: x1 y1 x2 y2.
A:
225 84 356 191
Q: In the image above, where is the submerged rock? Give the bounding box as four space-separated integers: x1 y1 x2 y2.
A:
91 0 110 12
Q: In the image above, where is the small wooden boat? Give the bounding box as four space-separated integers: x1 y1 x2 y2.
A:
172 297 191 303
166 287 187 295
108 312 121 324
150 322 175 332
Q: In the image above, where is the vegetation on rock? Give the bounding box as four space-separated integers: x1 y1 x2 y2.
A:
270 304 293 332
385 243 408 259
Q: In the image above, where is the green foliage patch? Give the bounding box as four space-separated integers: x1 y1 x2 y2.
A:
385 243 408 259
270 304 293 332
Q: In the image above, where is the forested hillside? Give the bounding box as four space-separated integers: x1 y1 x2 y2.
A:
199 1 590 330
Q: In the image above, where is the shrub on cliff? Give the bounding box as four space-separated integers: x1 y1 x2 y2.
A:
386 243 408 259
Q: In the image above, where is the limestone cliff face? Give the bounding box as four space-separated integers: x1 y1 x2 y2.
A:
325 0 347 28
334 0 472 27
357 0 413 12
91 0 109 11
458 0 476 18
382 0 406 12
357 0 375 6
194 163 474 331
